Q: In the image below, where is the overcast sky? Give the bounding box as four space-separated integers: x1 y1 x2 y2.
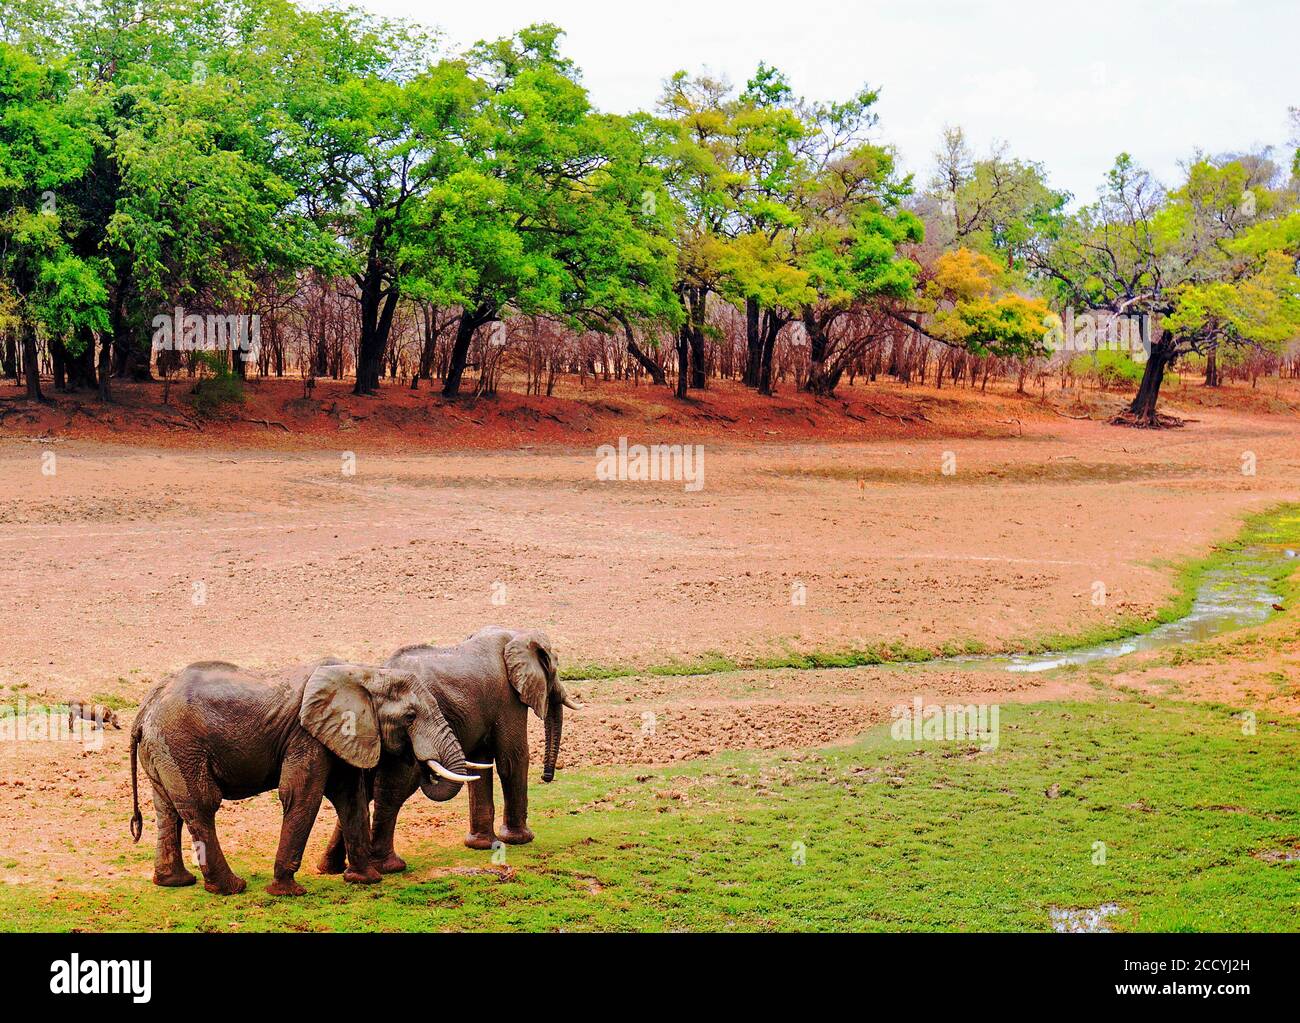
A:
351 0 1297 204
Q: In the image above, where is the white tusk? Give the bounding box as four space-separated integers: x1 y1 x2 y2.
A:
463 760 494 770
427 760 478 783
562 696 583 710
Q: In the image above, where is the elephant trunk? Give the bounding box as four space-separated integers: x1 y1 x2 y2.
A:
542 700 563 783
412 709 474 799
413 713 467 774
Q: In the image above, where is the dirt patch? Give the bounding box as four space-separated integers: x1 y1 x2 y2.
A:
1253 845 1300 864
0 376 1044 452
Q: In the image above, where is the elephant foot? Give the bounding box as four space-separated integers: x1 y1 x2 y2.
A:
267 878 307 897
464 831 497 851
375 852 407 874
496 824 535 845
153 869 197 888
343 865 383 885
316 851 347 875
204 875 247 896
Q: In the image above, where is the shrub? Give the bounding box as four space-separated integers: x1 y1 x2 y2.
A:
1070 349 1145 390
190 351 245 417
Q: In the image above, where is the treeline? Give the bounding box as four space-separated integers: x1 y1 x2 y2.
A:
2 1 1298 424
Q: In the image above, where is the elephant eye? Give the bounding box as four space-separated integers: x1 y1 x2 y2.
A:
403 708 418 723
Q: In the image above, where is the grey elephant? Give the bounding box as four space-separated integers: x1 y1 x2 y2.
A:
319 626 578 874
128 658 477 896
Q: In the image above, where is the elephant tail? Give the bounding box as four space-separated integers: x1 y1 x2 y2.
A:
128 725 143 843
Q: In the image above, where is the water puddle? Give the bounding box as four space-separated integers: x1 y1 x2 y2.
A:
1050 903 1124 933
932 545 1291 674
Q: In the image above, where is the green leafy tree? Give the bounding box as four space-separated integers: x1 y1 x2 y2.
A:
918 247 1051 357
0 42 104 401
257 4 459 394
422 25 677 398
1034 153 1300 425
927 126 1068 269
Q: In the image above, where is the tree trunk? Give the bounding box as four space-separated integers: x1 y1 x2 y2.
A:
108 276 151 381
1204 346 1219 387
442 305 491 398
688 325 706 389
802 309 837 396
98 331 113 402
70 326 98 390
21 320 44 402
313 316 329 378
354 273 399 395
743 297 762 387
51 336 68 391
414 304 439 387
1124 338 1176 425
757 311 782 396
619 316 666 385
674 324 689 399
684 287 707 390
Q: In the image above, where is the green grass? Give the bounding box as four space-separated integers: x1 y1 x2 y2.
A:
562 503 1300 682
6 698 1298 932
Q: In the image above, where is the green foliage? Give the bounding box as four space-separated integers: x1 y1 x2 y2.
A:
1070 348 1145 388
1 5 1294 407
927 126 1070 268
0 40 101 345
189 350 244 416
1038 152 1300 358
923 247 1051 357
412 26 679 334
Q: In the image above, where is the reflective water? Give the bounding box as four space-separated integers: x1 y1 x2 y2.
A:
933 546 1292 675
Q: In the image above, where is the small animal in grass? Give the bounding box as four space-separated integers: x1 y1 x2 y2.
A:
68 701 121 730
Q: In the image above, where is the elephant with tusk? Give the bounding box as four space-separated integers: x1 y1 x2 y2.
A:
319 626 579 874
129 658 475 896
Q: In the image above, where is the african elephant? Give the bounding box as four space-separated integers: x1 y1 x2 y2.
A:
319 626 578 874
128 658 476 896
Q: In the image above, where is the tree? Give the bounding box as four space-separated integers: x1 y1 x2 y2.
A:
266 6 463 394
423 25 677 398
787 115 924 396
653 69 757 397
0 42 104 401
656 64 923 398
918 248 1050 358
926 127 1068 268
1034 153 1300 426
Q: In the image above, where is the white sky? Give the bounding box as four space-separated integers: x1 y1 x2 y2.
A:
355 0 1297 204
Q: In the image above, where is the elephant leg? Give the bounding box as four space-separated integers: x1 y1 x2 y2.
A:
150 783 195 887
369 765 420 873
465 757 497 850
317 821 347 875
177 802 246 896
368 807 404 873
268 754 327 896
495 747 534 846
327 768 382 885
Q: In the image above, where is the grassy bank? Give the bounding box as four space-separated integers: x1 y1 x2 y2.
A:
5 697 1297 932
562 504 1300 682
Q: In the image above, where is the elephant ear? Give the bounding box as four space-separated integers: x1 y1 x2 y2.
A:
504 631 554 719
300 664 381 768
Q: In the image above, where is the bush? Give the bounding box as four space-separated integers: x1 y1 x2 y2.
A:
1070 349 1145 389
190 351 245 417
